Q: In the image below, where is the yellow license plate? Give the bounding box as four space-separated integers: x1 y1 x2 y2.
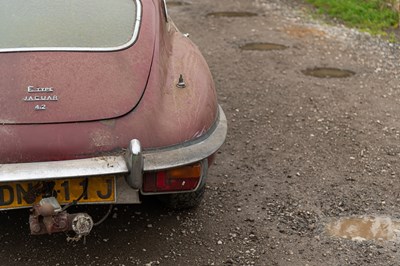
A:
0 176 116 210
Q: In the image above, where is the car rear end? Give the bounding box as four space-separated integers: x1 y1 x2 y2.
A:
0 0 226 238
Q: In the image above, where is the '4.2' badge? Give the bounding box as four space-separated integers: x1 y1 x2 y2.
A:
34 104 46 111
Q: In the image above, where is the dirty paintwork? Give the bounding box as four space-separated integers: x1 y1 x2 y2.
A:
0 0 218 164
0 0 151 124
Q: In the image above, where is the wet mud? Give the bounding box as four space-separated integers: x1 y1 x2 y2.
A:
240 42 288 51
326 216 400 242
166 1 189 6
302 67 355 78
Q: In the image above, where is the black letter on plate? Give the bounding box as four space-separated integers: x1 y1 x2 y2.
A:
97 179 113 199
0 185 14 206
79 180 88 200
16 183 33 204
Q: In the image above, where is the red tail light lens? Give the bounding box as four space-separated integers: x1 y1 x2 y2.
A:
143 163 201 193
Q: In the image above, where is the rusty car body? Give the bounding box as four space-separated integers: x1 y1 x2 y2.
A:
0 0 226 237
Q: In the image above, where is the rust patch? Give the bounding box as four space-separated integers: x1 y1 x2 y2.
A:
99 119 116 128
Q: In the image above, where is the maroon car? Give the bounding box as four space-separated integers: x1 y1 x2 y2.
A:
0 0 226 239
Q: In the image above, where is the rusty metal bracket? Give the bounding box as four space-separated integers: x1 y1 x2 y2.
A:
29 197 93 238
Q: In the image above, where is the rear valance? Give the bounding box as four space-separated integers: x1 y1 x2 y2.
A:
0 0 141 52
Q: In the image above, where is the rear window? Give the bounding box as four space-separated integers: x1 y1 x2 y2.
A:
0 0 141 52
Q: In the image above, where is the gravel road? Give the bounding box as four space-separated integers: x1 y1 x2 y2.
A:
2 0 400 265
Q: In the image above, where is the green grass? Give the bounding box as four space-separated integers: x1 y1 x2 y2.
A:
305 0 399 35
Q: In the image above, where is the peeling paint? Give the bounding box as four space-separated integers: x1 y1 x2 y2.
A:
90 130 116 147
192 127 207 139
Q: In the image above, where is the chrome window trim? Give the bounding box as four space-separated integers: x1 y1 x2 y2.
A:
0 0 142 53
162 0 169 22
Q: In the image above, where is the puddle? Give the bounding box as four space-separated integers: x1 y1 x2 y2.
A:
206 11 258 18
302 67 355 78
240 42 288 51
326 216 400 242
166 1 189 6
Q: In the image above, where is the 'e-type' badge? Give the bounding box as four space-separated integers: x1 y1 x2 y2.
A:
27 85 54 93
23 86 59 111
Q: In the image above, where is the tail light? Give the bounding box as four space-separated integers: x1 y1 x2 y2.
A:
143 163 202 193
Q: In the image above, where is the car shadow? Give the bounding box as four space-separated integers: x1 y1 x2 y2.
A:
0 197 198 264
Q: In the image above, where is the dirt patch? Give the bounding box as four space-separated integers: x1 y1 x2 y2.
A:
285 25 327 38
206 11 258 17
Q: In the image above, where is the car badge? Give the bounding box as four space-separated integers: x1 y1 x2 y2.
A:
23 86 58 111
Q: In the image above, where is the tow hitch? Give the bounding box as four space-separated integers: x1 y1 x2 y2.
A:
29 197 94 241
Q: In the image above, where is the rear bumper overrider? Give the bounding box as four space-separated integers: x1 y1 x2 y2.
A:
0 106 227 204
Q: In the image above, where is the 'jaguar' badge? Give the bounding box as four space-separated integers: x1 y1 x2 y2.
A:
23 86 59 111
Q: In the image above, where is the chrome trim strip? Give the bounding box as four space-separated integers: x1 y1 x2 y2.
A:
0 156 130 182
0 106 227 182
162 0 169 22
143 106 227 171
0 0 142 53
125 139 143 189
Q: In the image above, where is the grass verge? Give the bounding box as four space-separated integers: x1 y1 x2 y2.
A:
305 0 399 37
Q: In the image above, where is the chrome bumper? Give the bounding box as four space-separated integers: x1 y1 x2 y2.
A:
0 106 227 186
